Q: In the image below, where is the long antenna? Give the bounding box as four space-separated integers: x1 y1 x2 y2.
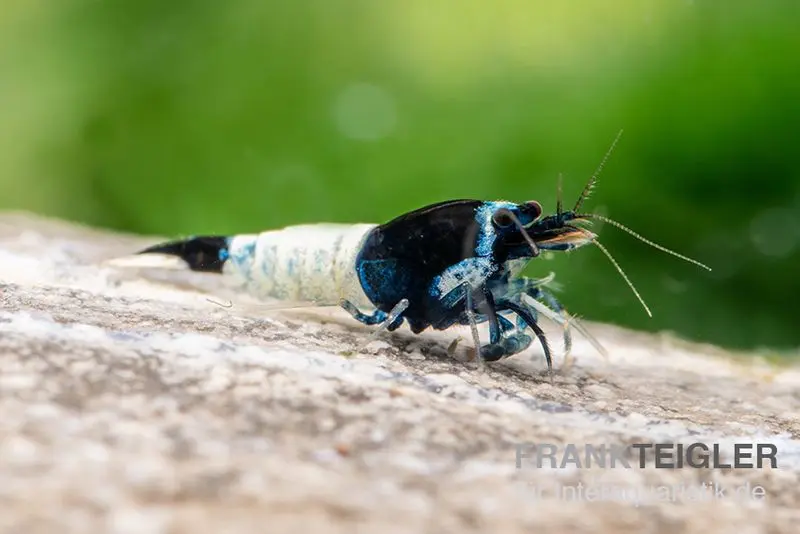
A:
568 225 652 317
577 213 712 272
573 129 624 213
592 238 652 318
556 172 564 218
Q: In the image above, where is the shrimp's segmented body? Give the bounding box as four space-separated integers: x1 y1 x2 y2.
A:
223 223 376 307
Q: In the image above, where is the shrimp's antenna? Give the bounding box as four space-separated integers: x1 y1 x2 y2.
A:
573 129 624 213
576 214 712 272
556 172 564 218
568 225 652 317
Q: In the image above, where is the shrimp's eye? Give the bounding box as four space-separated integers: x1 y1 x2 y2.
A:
492 208 515 228
525 200 542 219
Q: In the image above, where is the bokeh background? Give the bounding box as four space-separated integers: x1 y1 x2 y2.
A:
2 0 799 353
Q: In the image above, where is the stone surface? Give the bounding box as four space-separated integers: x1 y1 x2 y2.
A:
1 211 799 533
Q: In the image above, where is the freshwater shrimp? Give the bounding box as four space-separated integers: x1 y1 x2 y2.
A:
130 132 711 372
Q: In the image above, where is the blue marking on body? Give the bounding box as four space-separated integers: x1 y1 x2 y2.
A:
237 240 256 260
431 257 497 308
313 249 327 275
356 258 408 307
475 201 517 256
229 237 257 280
260 245 276 276
358 259 396 295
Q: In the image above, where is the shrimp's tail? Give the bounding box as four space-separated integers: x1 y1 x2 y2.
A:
137 236 230 273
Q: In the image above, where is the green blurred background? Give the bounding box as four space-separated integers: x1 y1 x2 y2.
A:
2 0 799 352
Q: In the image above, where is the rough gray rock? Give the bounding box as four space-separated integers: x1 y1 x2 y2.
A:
1 211 799 533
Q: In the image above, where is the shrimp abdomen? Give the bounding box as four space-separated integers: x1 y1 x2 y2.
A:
136 223 377 307
225 223 376 306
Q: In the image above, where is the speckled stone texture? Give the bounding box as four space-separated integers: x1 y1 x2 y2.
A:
1 211 799 534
